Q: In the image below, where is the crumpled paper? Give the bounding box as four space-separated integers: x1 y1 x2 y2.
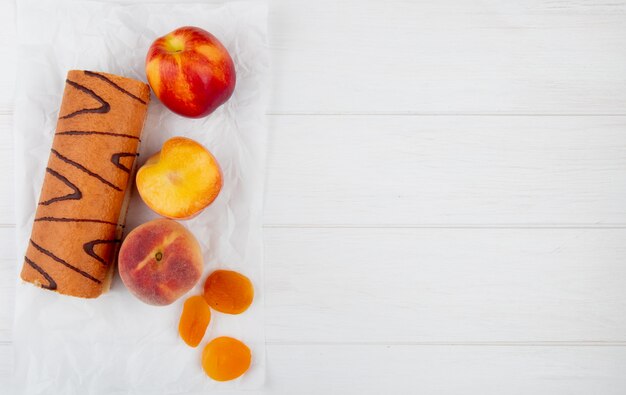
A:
10 0 268 393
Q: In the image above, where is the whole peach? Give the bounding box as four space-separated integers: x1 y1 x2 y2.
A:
118 219 203 306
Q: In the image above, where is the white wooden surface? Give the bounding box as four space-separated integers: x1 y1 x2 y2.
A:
3 0 626 393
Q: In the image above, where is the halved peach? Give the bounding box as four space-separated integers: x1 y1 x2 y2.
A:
137 137 222 219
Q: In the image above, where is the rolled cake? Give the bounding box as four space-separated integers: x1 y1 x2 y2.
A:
21 70 150 298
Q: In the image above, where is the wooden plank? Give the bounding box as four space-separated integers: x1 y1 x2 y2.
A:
0 114 14 225
264 228 626 343
2 0 626 114
10 114 626 226
267 0 626 114
264 115 626 225
2 343 626 394
0 267 15 344
0 227 17 342
0 0 16 110
0 344 12 383
263 345 626 395
5 228 626 343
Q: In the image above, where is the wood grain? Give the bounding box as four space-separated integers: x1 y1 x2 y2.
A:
3 343 626 394
5 114 626 226
264 115 626 225
0 0 15 111
4 227 626 344
270 0 626 114
3 0 626 392
2 1 626 114
0 115 14 225
263 227 626 343
262 344 626 395
0 266 14 345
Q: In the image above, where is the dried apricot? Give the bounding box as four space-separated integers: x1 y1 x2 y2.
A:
203 270 254 314
178 295 211 347
202 336 251 381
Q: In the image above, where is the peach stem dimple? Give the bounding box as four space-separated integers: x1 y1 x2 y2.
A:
155 252 163 261
132 233 180 273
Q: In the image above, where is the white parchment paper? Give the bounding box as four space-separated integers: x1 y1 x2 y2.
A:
10 0 268 393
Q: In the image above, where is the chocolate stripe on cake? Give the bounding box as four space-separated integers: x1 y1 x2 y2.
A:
85 71 148 105
34 217 122 226
83 239 121 266
51 148 122 191
60 79 111 119
21 70 149 298
39 167 82 206
30 239 101 284
24 256 57 290
111 152 139 173
56 130 141 141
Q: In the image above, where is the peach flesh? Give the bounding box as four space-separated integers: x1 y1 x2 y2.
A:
136 137 222 220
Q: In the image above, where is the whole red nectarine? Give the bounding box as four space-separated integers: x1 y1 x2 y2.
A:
145 26 236 118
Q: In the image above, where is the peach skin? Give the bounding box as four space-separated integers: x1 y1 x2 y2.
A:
118 218 203 306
